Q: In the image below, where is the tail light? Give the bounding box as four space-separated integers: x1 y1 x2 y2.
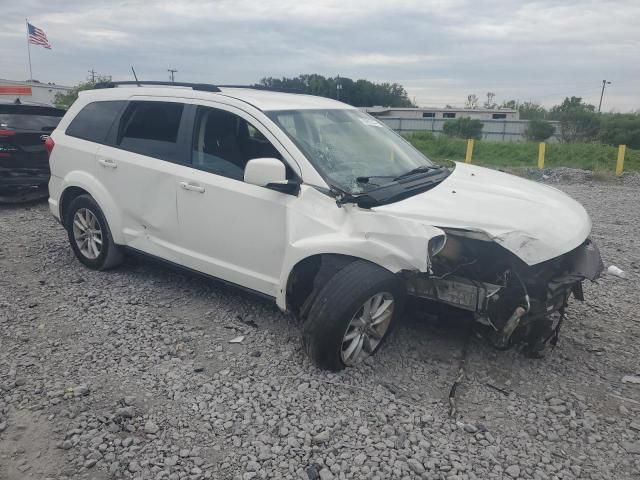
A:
44 136 55 157
0 129 16 137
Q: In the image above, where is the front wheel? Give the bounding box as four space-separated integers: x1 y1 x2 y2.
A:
302 260 405 371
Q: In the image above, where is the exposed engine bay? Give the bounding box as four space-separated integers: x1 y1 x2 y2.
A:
405 232 604 355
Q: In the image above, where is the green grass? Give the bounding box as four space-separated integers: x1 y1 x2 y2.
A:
405 132 640 172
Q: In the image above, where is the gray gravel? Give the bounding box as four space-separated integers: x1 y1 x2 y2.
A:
1 172 639 479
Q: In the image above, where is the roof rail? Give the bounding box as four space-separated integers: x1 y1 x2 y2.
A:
94 81 221 92
218 85 305 94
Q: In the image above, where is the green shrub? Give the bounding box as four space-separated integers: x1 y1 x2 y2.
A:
526 119 555 142
599 114 640 149
442 117 483 140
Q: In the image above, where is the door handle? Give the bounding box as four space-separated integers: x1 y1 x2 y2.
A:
179 181 205 193
98 158 117 169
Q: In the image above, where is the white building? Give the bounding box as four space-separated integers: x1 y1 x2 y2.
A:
0 79 73 106
363 106 520 121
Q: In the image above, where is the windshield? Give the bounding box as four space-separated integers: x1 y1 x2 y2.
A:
266 109 434 194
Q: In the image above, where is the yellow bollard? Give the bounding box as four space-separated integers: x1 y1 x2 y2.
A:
538 143 546 170
616 145 626 176
465 139 474 163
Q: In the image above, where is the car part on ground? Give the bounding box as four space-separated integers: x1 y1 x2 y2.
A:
0 101 64 203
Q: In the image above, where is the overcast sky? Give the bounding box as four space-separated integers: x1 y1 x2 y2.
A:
2 0 638 111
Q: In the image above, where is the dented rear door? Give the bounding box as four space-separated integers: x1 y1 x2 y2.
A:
94 99 190 263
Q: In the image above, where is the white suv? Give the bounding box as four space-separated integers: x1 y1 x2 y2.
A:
48 81 603 370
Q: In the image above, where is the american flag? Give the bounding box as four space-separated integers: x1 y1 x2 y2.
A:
27 22 52 49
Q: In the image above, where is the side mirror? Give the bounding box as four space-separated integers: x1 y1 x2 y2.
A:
244 158 300 195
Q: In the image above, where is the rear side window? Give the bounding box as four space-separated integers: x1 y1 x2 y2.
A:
66 101 125 143
117 101 184 161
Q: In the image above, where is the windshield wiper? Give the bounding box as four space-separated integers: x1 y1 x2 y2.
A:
356 175 396 186
393 165 439 181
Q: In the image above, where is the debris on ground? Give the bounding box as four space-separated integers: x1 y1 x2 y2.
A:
607 265 628 279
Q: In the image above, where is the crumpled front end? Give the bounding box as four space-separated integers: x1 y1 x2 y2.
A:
405 233 604 354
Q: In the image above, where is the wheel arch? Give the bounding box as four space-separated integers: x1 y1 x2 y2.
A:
58 171 123 243
280 251 410 315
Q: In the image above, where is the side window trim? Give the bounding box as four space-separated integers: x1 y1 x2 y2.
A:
103 102 129 146
175 104 196 166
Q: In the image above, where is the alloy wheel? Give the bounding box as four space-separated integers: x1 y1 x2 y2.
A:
341 292 394 366
72 208 103 260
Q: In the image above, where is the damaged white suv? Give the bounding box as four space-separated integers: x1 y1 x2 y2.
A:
47 81 603 370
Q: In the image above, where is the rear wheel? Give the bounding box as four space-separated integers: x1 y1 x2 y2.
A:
65 195 123 270
302 260 405 371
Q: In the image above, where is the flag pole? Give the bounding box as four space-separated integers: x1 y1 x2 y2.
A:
26 19 33 83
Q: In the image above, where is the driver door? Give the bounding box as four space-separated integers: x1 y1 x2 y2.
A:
176 104 296 297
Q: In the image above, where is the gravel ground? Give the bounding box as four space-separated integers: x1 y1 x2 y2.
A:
1 175 639 480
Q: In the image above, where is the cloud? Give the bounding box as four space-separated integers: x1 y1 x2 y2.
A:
0 0 638 111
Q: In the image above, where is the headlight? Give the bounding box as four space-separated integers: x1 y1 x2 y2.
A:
428 234 447 258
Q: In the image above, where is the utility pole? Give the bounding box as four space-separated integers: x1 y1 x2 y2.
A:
168 69 177 83
598 80 611 113
88 69 97 83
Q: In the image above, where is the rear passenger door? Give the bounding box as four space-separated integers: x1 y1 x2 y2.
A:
95 99 190 262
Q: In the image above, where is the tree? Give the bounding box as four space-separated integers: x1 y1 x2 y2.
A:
599 114 640 149
525 119 555 142
465 94 479 109
483 92 496 109
258 74 415 107
54 76 111 109
442 117 483 140
550 97 600 143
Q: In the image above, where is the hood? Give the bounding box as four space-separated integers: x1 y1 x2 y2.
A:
373 162 591 265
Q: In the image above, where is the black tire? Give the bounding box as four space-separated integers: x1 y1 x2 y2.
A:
302 260 405 371
64 194 123 270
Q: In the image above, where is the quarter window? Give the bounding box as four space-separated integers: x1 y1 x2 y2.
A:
117 101 184 161
66 101 125 143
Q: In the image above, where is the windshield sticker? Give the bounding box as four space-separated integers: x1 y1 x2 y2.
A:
359 117 383 127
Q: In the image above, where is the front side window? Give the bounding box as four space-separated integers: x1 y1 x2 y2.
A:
267 109 434 194
66 101 125 142
117 101 184 161
191 106 283 181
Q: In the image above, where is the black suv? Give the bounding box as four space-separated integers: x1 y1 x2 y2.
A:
0 100 65 202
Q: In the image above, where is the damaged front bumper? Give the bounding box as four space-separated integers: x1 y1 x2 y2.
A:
405 238 604 350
